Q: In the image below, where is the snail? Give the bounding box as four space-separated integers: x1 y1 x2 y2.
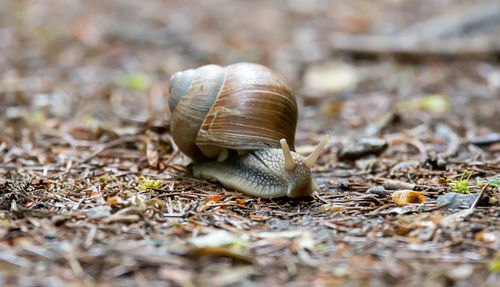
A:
168 62 329 198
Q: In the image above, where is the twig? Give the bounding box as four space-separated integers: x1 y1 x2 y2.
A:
329 1 500 56
197 202 247 213
423 202 451 212
399 2 500 39
469 183 488 210
314 190 330 204
84 225 97 248
80 135 139 163
71 195 87 211
163 149 180 167
369 203 395 215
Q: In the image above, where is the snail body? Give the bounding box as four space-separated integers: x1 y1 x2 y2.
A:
168 63 328 198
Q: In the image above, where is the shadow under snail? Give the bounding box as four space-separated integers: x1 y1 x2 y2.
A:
168 62 329 198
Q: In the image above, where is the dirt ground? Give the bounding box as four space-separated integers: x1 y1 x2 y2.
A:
1 0 500 286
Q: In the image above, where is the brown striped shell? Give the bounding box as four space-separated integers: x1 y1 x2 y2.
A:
168 63 298 162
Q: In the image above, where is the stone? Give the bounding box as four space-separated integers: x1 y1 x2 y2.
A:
436 192 489 210
338 138 388 161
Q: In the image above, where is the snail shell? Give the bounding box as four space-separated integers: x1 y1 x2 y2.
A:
169 63 297 161
168 63 328 198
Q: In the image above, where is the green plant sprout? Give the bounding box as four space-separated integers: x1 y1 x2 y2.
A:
138 176 161 191
114 72 151 91
446 169 475 194
489 258 500 272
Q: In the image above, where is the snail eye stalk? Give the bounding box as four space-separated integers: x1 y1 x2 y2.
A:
304 136 330 169
280 139 296 171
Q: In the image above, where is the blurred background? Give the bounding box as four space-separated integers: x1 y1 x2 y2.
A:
1 2 500 285
1 0 499 145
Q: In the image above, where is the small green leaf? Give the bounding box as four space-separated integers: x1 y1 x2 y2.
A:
397 94 450 114
115 72 151 91
487 177 500 188
138 176 161 191
488 258 500 272
171 221 182 228
446 170 476 194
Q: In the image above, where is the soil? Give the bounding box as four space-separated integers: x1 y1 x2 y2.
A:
1 1 499 286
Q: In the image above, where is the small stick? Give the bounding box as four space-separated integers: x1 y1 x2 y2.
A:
314 190 330 204
469 183 488 210
163 149 180 166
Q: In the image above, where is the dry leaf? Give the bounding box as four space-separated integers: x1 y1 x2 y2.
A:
204 195 221 203
290 230 314 251
106 196 121 206
146 199 165 208
158 267 195 287
192 247 253 263
318 204 347 213
391 190 426 205
475 231 497 243
103 214 140 224
146 140 159 168
249 215 268 221
105 192 147 207
89 189 104 197
303 62 359 95
188 230 248 249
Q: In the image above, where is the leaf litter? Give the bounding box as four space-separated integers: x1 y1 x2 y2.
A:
1 0 500 286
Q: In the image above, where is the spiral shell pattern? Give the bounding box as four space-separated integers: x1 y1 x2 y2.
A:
168 63 297 161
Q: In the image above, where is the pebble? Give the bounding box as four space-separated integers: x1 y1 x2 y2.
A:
383 179 416 190
445 264 474 281
367 186 392 196
338 138 388 161
468 133 500 146
436 192 489 210
86 205 111 218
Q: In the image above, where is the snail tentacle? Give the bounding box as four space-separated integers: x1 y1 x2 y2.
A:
280 138 296 171
304 135 330 168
